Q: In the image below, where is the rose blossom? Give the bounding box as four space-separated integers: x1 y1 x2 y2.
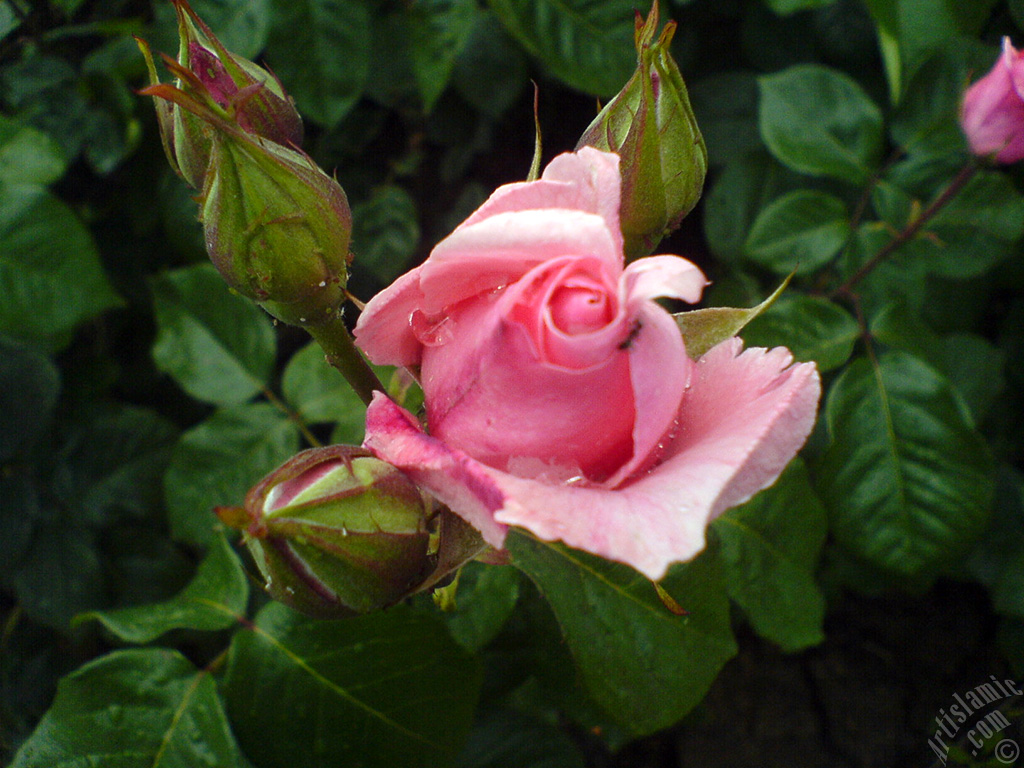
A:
354 148 820 580
960 37 1024 164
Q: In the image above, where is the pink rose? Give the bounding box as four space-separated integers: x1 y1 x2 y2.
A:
960 37 1024 164
354 148 820 579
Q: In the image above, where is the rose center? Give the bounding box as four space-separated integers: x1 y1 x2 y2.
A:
548 285 613 334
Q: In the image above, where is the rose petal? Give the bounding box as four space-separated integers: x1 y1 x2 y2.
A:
622 254 708 306
419 210 621 312
365 340 820 580
455 147 624 257
352 266 428 366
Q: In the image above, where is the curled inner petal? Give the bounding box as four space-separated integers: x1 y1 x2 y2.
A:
548 283 613 334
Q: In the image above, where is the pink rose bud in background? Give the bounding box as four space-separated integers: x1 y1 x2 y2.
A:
960 37 1024 164
137 0 303 188
576 1 707 260
218 446 433 618
354 148 820 580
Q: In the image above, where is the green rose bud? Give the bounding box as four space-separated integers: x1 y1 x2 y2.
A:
221 446 433 618
138 0 303 188
200 125 352 327
575 1 707 259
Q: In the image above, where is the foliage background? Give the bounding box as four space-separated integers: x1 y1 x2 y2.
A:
1 0 1023 765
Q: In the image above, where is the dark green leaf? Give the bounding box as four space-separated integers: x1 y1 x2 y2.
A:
871 303 1005 422
151 263 276 406
817 352 995 579
53 406 179 526
164 404 299 547
223 602 481 768
351 185 421 285
455 708 585 768
487 0 637 97
675 276 790 360
78 534 248 643
281 341 367 442
11 522 104 629
0 116 66 186
0 473 42 584
446 562 521 652
407 0 478 112
764 0 836 15
907 171 1024 279
453 12 528 119
266 0 371 127
0 335 59 462
690 72 761 168
741 294 859 372
745 189 851 273
153 0 272 58
703 150 803 263
758 65 883 183
0 183 121 350
712 460 827 651
10 648 247 768
506 531 736 735
963 467 1024 620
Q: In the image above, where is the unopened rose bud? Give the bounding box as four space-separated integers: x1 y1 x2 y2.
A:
960 37 1024 164
220 446 433 618
138 0 302 188
201 126 352 327
576 1 707 259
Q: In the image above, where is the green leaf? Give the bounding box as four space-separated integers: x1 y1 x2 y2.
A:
817 352 995 580
690 72 761 169
963 468 1024 620
53 406 179 526
745 189 851 274
11 521 105 630
453 12 528 119
864 0 999 104
153 0 272 58
0 183 121 350
407 0 478 112
151 263 276 406
711 460 827 652
674 275 790 360
741 294 860 372
455 708 585 768
764 0 836 15
758 65 883 184
266 0 371 127
702 150 805 264
906 171 1024 279
164 404 299 547
281 341 367 442
78 534 248 643
487 0 637 97
871 303 1005 422
223 602 481 768
0 335 59 462
506 531 736 735
0 116 66 186
351 185 421 285
10 648 247 768
445 562 521 652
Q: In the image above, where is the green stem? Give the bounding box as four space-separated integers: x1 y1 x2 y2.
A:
262 387 320 447
831 159 980 299
305 315 383 406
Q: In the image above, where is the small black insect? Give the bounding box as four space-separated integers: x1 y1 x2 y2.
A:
618 319 642 350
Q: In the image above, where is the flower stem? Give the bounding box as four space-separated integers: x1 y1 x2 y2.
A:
305 314 383 406
831 159 980 298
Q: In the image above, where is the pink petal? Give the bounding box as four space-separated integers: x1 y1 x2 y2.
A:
364 340 820 580
352 266 428 366
455 147 624 257
418 210 620 313
621 255 708 306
